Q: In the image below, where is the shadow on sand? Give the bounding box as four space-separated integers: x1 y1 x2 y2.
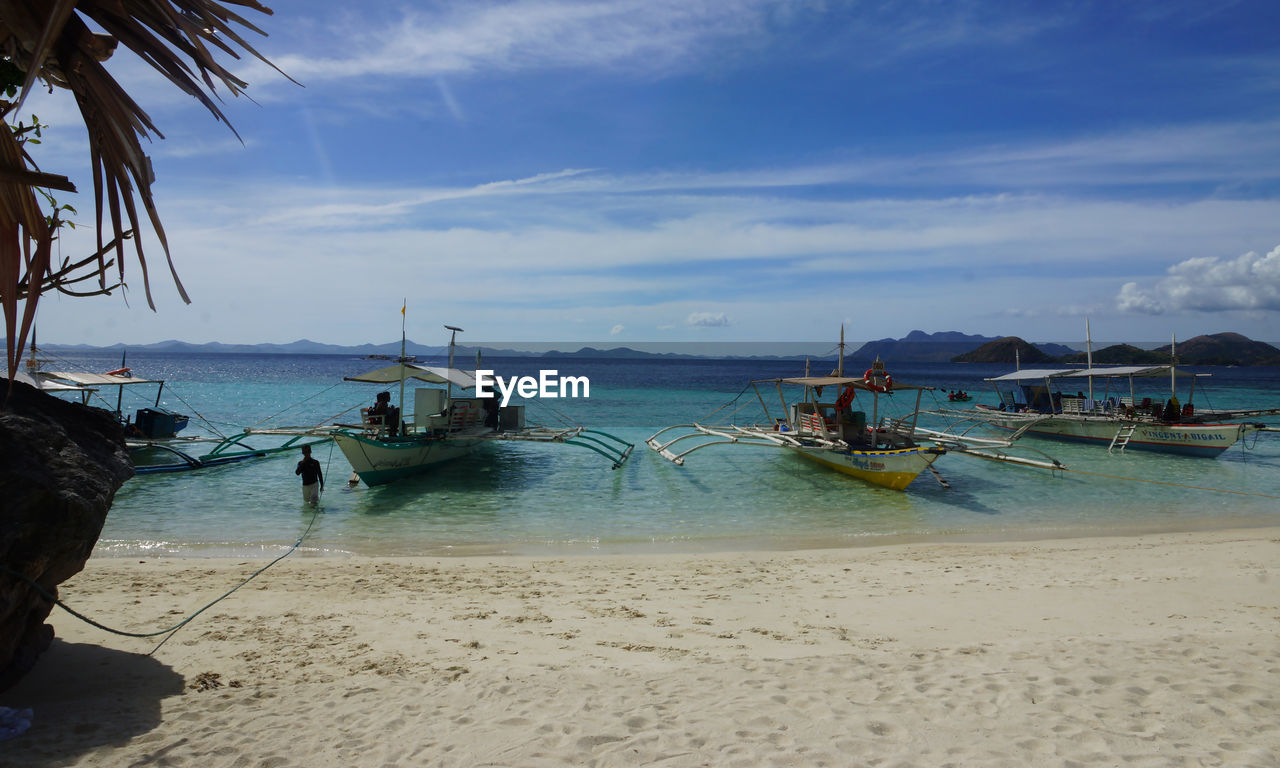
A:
1 639 184 767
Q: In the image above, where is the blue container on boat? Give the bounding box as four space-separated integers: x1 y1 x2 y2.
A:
134 407 188 438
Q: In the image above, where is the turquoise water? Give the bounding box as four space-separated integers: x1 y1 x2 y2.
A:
50 352 1280 558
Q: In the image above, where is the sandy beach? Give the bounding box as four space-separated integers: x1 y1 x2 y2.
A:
3 528 1278 767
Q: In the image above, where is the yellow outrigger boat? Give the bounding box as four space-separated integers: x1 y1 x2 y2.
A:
648 330 1062 490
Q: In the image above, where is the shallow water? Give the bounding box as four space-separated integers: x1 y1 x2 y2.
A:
46 351 1280 558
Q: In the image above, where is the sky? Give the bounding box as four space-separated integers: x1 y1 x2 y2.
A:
18 0 1280 348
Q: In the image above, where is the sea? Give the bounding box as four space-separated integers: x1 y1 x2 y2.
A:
41 351 1280 559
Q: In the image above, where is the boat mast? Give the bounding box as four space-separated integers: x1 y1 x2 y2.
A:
398 300 408 423
1170 332 1176 399
1085 318 1094 401
117 349 127 417
445 324 464 400
837 325 845 378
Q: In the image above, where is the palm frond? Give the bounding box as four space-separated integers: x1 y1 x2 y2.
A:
0 0 284 382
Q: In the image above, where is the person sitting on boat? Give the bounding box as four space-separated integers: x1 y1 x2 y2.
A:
365 391 391 430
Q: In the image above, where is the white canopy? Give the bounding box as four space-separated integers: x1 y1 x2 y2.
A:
987 366 1192 383
11 371 94 392
1063 366 1191 379
42 370 162 387
344 363 476 389
771 376 925 392
985 368 1081 382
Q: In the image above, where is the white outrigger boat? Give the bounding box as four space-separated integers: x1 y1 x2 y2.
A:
648 333 1063 490
34 363 329 473
955 327 1280 457
250 324 633 486
969 365 1280 457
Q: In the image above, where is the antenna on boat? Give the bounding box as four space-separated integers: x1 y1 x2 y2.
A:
445 324 464 398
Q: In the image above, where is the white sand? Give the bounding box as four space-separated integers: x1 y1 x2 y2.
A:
4 528 1279 767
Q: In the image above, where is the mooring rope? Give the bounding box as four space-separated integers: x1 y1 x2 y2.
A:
249 380 347 428
697 381 754 423
163 385 226 439
0 502 323 655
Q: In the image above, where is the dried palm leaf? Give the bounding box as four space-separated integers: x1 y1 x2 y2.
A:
0 0 286 381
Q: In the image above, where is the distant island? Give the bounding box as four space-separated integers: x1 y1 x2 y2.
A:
957 332 1280 366
37 330 1280 365
850 330 1071 363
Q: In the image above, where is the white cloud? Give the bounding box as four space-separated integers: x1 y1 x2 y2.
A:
688 312 729 327
610 324 625 335
1117 245 1280 314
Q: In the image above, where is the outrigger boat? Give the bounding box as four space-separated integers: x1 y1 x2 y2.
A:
34 356 328 473
648 332 1062 490
968 365 1280 456
952 327 1280 457
249 323 634 486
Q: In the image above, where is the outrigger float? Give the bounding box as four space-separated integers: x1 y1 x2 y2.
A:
249 323 633 486
647 331 1063 491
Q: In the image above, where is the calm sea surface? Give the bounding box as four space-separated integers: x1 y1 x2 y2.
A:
44 351 1280 558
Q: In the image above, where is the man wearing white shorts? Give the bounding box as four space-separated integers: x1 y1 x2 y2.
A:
296 444 324 505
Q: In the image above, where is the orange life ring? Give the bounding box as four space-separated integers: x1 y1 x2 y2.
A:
105 367 131 376
862 368 893 393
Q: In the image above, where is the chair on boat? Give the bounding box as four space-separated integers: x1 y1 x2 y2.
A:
447 402 482 432
798 411 828 437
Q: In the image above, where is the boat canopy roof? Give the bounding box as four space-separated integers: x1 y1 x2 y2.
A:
1063 365 1190 379
42 370 162 387
345 363 476 389
13 371 94 392
768 375 926 392
987 365 1191 383
985 368 1080 382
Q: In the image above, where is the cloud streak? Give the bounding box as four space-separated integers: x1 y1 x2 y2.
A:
249 0 1062 90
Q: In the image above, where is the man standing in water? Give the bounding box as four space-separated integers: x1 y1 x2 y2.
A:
296 445 324 505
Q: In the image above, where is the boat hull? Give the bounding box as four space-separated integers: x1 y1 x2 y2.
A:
333 432 483 485
980 412 1248 457
787 445 945 490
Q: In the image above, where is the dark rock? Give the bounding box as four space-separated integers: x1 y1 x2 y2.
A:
0 378 133 691
1059 344 1170 365
851 330 998 362
1153 332 1280 366
953 337 1056 364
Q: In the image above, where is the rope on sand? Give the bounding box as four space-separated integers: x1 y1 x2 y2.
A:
0 503 323 654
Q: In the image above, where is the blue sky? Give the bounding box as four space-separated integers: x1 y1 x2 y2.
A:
22 0 1280 347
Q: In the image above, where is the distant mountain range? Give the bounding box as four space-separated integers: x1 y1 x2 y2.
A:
39 330 1280 365
958 332 1280 366
851 330 1075 363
